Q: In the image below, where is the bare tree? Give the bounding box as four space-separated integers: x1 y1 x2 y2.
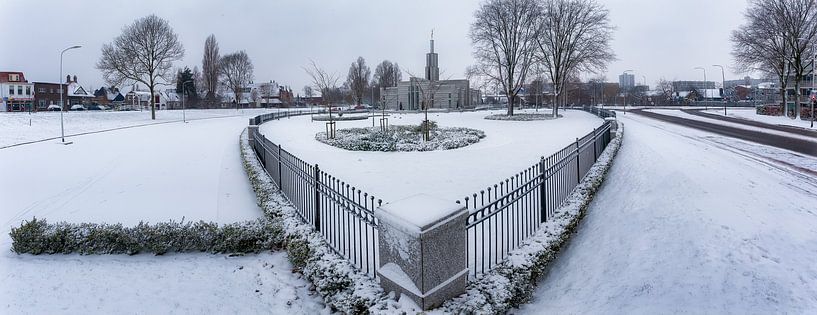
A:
373 60 402 88
202 34 221 104
406 70 452 140
470 0 540 116
220 50 254 109
303 85 314 98
656 78 675 104
534 0 616 117
97 14 184 120
346 56 371 105
304 60 341 120
782 0 817 118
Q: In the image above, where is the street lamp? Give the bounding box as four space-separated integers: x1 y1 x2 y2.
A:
181 80 193 123
59 45 82 144
713 65 726 116
623 70 634 114
694 67 707 110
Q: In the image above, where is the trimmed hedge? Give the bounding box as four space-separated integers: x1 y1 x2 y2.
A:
316 122 485 152
10 217 282 255
485 113 561 121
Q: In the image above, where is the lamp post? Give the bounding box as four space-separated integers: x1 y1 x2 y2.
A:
59 45 81 144
713 65 726 115
181 80 193 123
623 70 634 114
694 67 707 110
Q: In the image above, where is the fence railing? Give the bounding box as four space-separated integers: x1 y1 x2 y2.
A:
249 106 615 280
249 109 380 276
459 107 615 277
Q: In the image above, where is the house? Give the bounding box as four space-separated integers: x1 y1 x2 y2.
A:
0 71 35 112
64 75 95 108
33 82 65 111
93 87 125 107
122 85 166 110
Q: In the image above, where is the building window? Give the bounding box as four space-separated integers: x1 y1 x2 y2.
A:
39 88 46 93
26 86 31 95
18 86 23 95
9 86 14 95
39 100 46 108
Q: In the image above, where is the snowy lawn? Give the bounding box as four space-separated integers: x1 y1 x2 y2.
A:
0 108 288 148
259 109 604 202
515 112 817 314
704 107 817 130
0 113 327 313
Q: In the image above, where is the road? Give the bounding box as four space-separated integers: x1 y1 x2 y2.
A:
681 109 817 138
516 112 817 314
630 109 817 157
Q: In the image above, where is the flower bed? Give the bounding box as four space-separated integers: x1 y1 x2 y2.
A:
485 113 561 121
316 122 485 152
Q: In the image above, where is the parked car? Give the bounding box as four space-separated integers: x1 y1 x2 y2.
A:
46 104 62 111
87 104 108 110
70 104 86 111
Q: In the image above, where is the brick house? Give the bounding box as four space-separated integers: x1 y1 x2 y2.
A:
0 71 35 112
33 82 65 111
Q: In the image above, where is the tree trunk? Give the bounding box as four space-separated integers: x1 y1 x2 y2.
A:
507 89 515 116
795 82 802 119
149 85 156 120
780 88 788 117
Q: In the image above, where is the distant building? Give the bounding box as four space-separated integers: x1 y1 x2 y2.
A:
381 35 478 110
0 71 35 112
672 80 716 92
618 73 635 90
64 75 95 108
33 82 64 111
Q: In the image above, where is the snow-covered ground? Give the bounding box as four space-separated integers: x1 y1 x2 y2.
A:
0 112 328 313
259 109 604 202
704 107 817 130
515 112 817 313
0 108 299 148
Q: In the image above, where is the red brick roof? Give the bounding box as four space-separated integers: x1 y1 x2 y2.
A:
0 72 27 83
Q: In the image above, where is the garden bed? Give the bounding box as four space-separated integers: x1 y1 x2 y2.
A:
315 122 485 152
311 114 371 121
485 113 561 121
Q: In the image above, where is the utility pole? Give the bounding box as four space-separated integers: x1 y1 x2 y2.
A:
694 67 707 110
59 45 81 145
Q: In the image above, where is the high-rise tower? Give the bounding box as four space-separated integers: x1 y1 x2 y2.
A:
425 30 440 81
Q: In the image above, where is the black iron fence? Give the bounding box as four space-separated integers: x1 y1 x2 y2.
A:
249 109 380 276
249 106 615 279
459 107 616 277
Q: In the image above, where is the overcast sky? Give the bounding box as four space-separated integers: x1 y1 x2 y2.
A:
0 0 749 93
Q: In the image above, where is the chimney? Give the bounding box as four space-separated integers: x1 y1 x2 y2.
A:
66 75 71 83
73 75 78 83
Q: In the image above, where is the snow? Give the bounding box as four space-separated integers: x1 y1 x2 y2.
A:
515 112 817 314
379 194 464 231
0 108 276 148
704 108 817 130
1 251 330 314
0 110 328 313
380 263 422 296
259 109 604 203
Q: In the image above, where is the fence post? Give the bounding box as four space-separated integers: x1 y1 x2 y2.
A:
278 145 283 190
593 128 598 160
539 156 547 223
576 138 581 182
314 164 321 232
376 194 468 310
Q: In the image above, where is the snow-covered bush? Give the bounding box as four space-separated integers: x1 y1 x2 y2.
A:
442 122 624 314
9 217 281 255
240 129 390 314
485 113 561 121
316 122 485 152
312 114 370 121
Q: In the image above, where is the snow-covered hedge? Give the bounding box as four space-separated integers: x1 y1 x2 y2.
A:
316 123 485 152
485 113 561 121
441 122 624 314
312 114 370 121
9 217 281 255
241 129 390 314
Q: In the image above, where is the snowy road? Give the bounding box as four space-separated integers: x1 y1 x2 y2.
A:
515 112 817 314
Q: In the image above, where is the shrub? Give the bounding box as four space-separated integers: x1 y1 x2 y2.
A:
316 123 485 152
757 105 783 116
9 217 282 255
